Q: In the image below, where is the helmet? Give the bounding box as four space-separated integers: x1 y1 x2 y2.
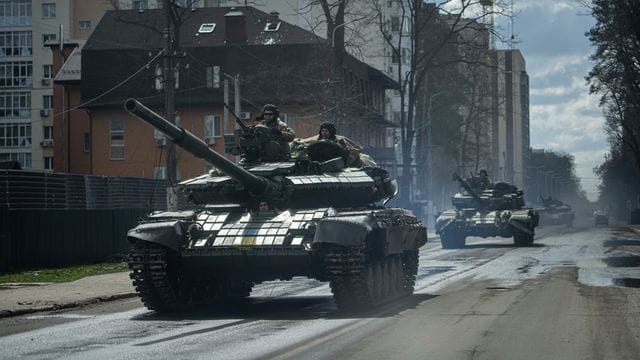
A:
319 121 337 138
262 104 279 119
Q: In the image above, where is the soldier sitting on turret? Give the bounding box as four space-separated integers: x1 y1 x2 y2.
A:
305 122 376 168
467 169 493 193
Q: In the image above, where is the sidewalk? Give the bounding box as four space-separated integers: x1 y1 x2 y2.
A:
0 272 137 318
1 225 639 319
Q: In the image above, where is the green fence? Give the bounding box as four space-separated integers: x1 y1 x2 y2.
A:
0 209 148 273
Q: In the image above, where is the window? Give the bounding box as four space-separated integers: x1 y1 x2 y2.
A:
42 33 56 46
0 0 32 26
0 61 32 87
204 115 221 143
42 3 55 18
43 125 52 140
78 20 91 29
43 156 53 171
154 166 166 180
205 65 220 88
132 0 148 10
387 1 394 8
391 16 400 32
391 49 400 64
264 22 281 32
84 132 90 152
109 118 124 160
198 23 216 34
0 122 30 147
154 64 162 90
281 113 295 129
43 64 52 78
0 152 30 168
43 95 52 109
0 91 30 118
402 47 409 64
0 31 32 56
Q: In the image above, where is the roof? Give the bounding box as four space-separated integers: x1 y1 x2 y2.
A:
85 6 325 51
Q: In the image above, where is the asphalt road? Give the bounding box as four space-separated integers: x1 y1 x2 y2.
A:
1 220 639 360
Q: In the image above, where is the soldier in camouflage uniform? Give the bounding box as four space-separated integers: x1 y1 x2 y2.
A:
260 104 295 153
312 122 376 168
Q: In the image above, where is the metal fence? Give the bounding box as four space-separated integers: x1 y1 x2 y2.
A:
0 170 192 272
0 170 168 210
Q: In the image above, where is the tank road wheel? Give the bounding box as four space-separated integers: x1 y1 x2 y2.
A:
327 248 412 311
440 230 465 249
513 232 534 247
128 241 201 312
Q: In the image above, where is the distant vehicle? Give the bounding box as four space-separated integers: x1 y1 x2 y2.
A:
435 173 539 249
594 211 609 227
536 196 575 227
124 99 427 313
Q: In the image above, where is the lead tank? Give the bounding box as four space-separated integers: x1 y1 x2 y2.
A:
435 173 539 248
125 99 427 312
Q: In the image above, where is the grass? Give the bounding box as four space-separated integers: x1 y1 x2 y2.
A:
0 262 129 284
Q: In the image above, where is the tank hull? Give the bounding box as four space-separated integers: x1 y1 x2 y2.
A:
435 208 539 248
128 206 427 312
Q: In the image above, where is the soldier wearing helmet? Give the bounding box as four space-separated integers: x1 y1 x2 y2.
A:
260 104 295 143
310 121 375 168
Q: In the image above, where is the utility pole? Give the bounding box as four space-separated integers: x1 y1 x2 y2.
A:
164 0 178 211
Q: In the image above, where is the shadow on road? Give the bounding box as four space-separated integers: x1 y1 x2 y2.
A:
131 293 438 323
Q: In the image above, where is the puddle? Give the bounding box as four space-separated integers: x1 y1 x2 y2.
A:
613 278 640 288
603 256 640 268
604 239 640 247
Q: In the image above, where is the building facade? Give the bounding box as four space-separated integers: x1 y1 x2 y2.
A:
53 6 395 179
489 49 529 189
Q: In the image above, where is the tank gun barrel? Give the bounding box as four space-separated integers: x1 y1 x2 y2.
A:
452 173 485 206
124 99 267 194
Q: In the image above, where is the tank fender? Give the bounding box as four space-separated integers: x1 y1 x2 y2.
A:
312 215 374 247
127 220 183 252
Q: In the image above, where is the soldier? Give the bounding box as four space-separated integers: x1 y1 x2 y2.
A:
260 104 295 146
314 122 366 167
478 169 492 190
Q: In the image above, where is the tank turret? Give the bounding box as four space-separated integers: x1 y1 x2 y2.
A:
124 99 427 313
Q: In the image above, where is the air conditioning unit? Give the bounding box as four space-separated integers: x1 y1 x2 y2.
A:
40 109 50 117
40 139 53 148
155 137 166 146
41 78 51 86
239 111 251 120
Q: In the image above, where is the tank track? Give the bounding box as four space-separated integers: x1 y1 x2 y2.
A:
128 241 253 312
128 241 193 312
326 247 419 310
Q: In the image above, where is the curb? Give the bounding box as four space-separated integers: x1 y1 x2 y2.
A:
0 293 138 319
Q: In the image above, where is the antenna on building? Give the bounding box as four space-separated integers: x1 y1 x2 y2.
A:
508 0 520 49
480 0 494 49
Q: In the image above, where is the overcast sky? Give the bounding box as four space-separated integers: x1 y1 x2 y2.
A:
501 1 604 201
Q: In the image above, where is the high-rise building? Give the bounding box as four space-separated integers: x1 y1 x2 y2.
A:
489 49 529 188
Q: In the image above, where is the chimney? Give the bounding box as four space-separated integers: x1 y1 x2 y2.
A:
225 9 246 43
269 11 280 20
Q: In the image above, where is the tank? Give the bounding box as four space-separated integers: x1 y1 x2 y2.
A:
124 99 427 312
536 196 575 227
593 210 609 227
435 173 539 249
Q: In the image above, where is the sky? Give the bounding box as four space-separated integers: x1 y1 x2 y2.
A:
500 1 605 201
